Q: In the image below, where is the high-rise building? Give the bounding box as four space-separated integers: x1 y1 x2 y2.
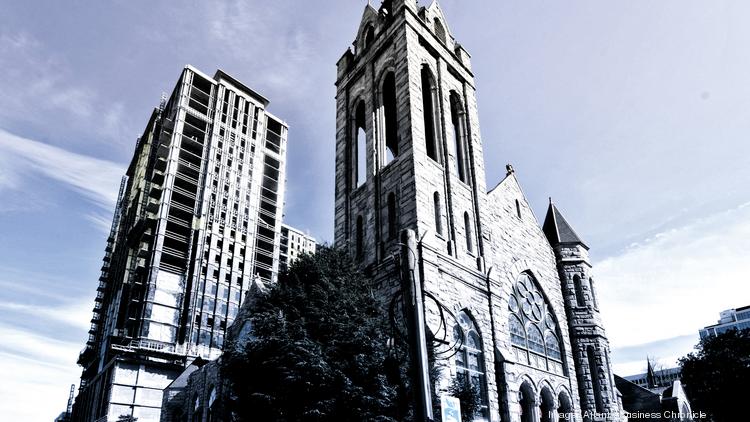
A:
699 305 750 339
278 224 317 272
334 1 621 420
72 65 288 422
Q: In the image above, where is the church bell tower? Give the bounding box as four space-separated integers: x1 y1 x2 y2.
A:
543 201 622 421
333 0 488 274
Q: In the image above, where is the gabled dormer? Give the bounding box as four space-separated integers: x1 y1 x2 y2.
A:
352 3 381 56
420 1 453 50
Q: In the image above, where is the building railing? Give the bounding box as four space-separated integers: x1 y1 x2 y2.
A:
110 339 223 360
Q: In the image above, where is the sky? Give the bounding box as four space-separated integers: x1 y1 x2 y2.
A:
1 1 749 420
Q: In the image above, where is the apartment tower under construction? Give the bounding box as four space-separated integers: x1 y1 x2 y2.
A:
72 66 288 422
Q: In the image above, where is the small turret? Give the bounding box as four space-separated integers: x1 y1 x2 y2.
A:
544 200 621 421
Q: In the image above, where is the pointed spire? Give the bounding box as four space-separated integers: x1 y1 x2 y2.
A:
646 358 657 388
542 199 588 249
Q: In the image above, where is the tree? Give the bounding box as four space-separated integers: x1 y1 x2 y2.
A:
447 377 481 422
679 329 750 422
221 247 411 421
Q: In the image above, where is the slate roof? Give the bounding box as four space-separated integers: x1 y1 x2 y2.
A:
542 200 588 249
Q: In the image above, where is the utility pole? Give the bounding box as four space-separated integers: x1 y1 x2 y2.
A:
400 229 433 421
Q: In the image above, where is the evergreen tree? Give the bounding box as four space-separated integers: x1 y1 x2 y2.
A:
221 247 411 421
447 377 481 422
679 328 750 422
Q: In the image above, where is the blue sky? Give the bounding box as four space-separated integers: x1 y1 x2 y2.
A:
1 1 749 420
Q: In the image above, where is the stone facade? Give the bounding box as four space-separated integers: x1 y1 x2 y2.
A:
334 2 623 421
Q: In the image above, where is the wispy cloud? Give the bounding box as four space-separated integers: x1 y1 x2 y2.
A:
86 212 115 235
0 300 91 332
0 31 126 141
597 202 750 369
0 128 124 210
0 323 84 421
0 265 88 302
201 1 316 93
610 334 699 376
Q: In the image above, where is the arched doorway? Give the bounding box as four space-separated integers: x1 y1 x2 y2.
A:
539 386 555 422
519 382 536 422
557 391 573 422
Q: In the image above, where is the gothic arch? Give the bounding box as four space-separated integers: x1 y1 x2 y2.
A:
355 215 364 259
556 388 573 421
587 345 604 413
448 91 469 183
387 191 397 239
518 380 537 422
539 384 556 422
420 65 441 162
453 309 489 419
433 18 447 43
377 68 399 165
363 24 375 50
508 271 567 373
351 98 367 188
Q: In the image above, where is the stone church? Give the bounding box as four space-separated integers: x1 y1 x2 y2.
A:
333 1 623 421
161 2 625 421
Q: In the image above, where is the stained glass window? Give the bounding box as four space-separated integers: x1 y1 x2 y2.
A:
508 272 563 362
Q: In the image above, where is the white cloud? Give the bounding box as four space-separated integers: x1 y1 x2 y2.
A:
86 212 115 235
596 202 750 368
0 324 84 422
0 300 91 332
0 129 124 210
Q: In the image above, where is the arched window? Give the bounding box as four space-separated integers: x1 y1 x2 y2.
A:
433 192 443 235
587 346 604 413
515 199 522 219
382 72 398 164
354 100 367 187
508 272 563 364
434 18 446 43
573 275 585 307
509 313 526 347
356 216 364 259
387 192 397 239
463 212 473 253
207 387 217 422
540 387 555 422
192 393 201 422
589 277 598 309
545 333 562 360
364 25 375 50
421 67 439 162
449 93 468 183
454 311 489 420
527 324 544 354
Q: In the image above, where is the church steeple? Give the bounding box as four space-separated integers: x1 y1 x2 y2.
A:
543 198 588 249
334 0 486 270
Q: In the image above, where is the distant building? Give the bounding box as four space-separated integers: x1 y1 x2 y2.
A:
699 305 750 339
72 65 288 422
279 224 316 272
623 360 681 389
